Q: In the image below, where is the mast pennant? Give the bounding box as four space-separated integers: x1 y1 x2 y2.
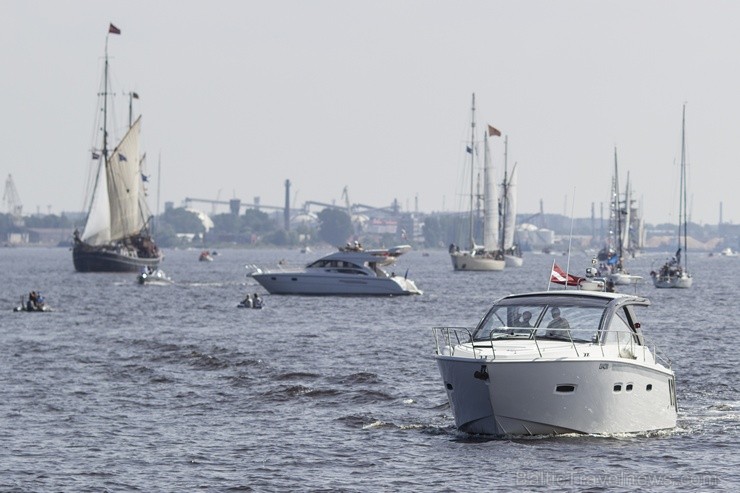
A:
109 23 121 35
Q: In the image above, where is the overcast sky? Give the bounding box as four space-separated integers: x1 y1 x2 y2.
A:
2 1 738 226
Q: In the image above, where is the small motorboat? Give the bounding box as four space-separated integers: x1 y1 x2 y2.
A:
432 273 677 436
199 250 214 262
137 268 173 285
720 247 737 257
13 292 52 312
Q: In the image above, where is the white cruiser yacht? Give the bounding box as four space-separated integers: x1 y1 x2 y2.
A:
249 245 422 296
432 290 677 436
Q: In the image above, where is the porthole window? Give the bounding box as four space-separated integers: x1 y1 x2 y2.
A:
646 384 653 391
626 384 633 392
556 385 576 393
613 384 622 392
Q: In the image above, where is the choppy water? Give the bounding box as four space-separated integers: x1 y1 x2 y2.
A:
1 246 738 491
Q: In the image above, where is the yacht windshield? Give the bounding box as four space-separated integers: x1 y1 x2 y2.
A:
472 297 610 343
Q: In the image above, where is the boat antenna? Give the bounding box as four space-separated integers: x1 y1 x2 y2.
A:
564 187 576 289
547 258 555 292
468 93 476 250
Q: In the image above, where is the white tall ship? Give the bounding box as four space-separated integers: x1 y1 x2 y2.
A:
450 94 505 271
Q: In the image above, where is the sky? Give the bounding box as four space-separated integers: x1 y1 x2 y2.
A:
2 0 739 226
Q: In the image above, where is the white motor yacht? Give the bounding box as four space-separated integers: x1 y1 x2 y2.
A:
432 290 677 436
249 245 422 296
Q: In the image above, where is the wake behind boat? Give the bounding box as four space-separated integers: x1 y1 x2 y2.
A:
73 24 162 273
432 288 677 436
248 244 422 296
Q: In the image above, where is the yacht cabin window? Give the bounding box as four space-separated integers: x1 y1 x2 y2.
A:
473 299 609 343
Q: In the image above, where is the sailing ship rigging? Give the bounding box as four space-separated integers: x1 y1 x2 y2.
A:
73 24 162 272
597 148 640 286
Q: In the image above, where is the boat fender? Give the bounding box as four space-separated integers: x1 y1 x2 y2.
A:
473 365 489 381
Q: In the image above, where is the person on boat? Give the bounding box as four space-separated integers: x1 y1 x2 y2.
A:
546 307 570 337
518 311 533 328
241 294 253 308
26 291 37 311
26 291 44 311
252 293 263 309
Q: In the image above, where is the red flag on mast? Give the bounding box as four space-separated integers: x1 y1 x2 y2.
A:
550 263 584 286
109 23 121 35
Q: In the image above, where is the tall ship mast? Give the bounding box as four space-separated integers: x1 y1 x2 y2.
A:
72 24 162 272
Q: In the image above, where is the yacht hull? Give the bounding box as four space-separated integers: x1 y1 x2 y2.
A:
652 274 692 289
252 272 421 296
504 255 523 268
607 272 642 286
435 356 677 436
450 253 505 271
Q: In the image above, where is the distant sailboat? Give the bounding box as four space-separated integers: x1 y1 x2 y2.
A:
73 24 162 272
449 94 505 271
651 104 693 289
500 136 523 267
599 148 640 286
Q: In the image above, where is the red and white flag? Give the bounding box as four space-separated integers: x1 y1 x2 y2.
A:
550 263 583 286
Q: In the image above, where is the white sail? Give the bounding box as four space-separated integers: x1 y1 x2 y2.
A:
503 163 518 250
107 117 146 241
483 134 499 251
82 117 146 245
81 155 112 244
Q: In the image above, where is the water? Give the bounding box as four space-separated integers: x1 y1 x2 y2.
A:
1 247 738 491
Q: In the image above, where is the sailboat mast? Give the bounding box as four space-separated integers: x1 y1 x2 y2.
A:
468 93 476 249
500 136 508 252
102 34 111 162
680 104 688 270
613 147 622 260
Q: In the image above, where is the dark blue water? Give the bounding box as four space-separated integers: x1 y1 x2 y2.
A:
1 247 738 491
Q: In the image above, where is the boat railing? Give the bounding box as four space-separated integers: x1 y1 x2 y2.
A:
433 326 671 366
432 327 474 358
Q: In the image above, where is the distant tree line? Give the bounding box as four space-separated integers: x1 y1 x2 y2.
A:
0 210 734 249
